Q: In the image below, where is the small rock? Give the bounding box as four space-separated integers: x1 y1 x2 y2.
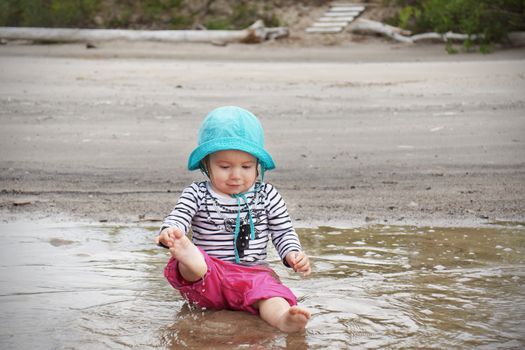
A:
13 200 31 206
211 40 227 47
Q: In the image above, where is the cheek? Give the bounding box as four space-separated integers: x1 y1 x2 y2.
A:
244 168 257 179
210 168 227 181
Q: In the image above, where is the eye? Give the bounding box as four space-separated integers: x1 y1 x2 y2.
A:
242 164 255 169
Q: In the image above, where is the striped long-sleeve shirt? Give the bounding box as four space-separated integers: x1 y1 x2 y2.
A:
160 181 302 266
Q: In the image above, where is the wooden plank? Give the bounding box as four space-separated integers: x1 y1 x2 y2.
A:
330 6 366 12
305 27 343 33
312 22 348 27
324 11 361 17
319 16 355 22
331 2 366 6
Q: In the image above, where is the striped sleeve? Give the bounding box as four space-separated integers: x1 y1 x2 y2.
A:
264 183 302 266
160 182 202 234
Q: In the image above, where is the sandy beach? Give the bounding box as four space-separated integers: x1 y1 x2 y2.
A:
0 39 524 227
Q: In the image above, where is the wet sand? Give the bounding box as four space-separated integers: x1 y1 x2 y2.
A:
0 40 524 227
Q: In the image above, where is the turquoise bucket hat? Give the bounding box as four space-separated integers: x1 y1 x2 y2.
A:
188 106 275 172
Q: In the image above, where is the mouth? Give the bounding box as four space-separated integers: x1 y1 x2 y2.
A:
226 184 244 193
227 184 242 189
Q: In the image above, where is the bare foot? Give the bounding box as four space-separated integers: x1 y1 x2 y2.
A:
276 306 310 333
167 229 207 281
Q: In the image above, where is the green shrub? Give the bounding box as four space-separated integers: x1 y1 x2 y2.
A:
0 0 283 30
386 0 525 50
203 2 281 30
0 0 100 27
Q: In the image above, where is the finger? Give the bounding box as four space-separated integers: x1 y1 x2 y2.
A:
166 228 178 240
160 231 173 247
293 254 306 266
295 255 309 268
294 253 306 263
288 252 297 266
295 260 309 272
302 266 312 276
296 259 310 272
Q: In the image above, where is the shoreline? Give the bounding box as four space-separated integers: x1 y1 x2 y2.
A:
2 39 525 63
1 207 523 230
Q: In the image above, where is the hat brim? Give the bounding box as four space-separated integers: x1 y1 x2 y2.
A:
188 137 275 171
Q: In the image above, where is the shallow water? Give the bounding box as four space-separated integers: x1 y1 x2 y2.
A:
0 220 524 349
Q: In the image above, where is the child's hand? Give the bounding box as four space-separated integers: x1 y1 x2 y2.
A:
286 251 311 276
155 227 182 248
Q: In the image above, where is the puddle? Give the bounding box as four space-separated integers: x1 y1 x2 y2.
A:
0 221 524 349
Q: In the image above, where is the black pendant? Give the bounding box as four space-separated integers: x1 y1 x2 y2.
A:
236 223 251 258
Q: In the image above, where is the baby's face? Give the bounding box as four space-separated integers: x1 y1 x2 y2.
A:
208 150 258 196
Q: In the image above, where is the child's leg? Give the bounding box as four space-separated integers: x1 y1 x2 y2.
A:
256 297 310 333
168 229 207 282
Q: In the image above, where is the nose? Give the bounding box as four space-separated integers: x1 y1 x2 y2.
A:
230 166 241 179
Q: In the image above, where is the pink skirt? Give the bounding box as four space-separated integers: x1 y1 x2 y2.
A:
164 248 297 315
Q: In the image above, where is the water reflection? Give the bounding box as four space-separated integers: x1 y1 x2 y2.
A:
0 221 523 349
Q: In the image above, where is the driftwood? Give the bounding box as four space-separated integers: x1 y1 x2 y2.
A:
350 18 482 43
0 20 288 44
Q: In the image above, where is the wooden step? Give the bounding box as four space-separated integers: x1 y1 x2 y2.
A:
306 2 366 34
324 11 361 17
305 27 344 33
330 6 366 12
318 16 355 22
312 22 349 27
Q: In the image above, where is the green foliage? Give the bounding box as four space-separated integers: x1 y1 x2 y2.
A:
0 0 100 27
169 14 194 30
203 17 231 30
445 41 458 54
0 1 10 26
0 0 282 30
386 0 525 51
397 5 421 30
204 2 281 30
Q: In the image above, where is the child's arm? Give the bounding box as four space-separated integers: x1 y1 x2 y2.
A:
157 182 201 248
264 184 305 268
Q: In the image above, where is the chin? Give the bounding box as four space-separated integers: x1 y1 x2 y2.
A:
228 186 246 194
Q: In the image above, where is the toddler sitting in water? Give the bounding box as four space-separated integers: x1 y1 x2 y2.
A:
156 106 311 332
